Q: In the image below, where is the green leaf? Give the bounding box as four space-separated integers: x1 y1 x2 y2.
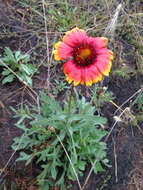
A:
67 114 106 127
17 54 30 63
16 152 34 166
17 72 33 86
39 182 50 190
1 69 11 76
52 131 66 146
2 74 15 84
19 64 34 75
77 160 86 171
23 75 33 86
15 50 21 60
15 124 30 132
36 149 52 163
51 164 57 179
94 162 105 173
41 92 62 114
55 171 65 186
1 57 16 66
30 115 49 126
4 47 15 59
12 136 32 150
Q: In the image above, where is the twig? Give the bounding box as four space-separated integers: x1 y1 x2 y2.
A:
0 134 25 178
42 0 50 89
81 160 97 190
105 87 143 141
104 3 122 39
114 87 143 115
113 137 118 182
105 109 125 142
56 134 82 190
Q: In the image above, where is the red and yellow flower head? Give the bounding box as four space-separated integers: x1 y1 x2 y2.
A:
53 27 113 86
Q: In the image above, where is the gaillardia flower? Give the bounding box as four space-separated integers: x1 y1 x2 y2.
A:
53 27 113 86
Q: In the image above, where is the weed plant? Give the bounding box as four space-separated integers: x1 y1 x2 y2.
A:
0 48 37 86
12 91 109 189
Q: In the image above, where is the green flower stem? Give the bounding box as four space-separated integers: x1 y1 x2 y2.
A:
68 85 74 114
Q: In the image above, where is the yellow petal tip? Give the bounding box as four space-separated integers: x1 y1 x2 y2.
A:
101 37 108 44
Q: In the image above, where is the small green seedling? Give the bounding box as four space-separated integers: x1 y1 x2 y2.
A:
0 47 37 86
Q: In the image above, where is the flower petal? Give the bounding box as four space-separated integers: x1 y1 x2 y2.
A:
96 48 114 61
87 64 103 84
96 48 110 55
53 41 73 60
84 68 93 86
52 50 61 61
95 56 112 76
63 27 88 48
89 37 108 49
64 60 104 86
79 65 102 86
64 60 81 85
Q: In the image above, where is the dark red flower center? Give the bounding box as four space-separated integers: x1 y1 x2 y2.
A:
73 45 96 66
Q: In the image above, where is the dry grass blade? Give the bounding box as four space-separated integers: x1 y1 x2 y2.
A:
42 0 50 89
81 160 97 190
56 134 82 190
104 3 122 39
0 134 25 178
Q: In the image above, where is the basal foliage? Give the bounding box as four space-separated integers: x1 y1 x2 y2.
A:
12 92 109 189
